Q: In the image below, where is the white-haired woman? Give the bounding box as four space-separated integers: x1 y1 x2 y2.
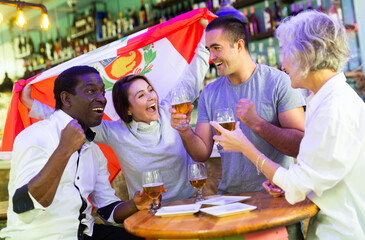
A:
211 10 365 239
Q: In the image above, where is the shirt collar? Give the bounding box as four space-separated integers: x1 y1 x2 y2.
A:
306 72 346 113
53 110 96 142
127 119 160 134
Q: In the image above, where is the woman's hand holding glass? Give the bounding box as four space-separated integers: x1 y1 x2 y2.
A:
188 162 207 202
210 121 255 154
142 169 164 213
170 87 192 129
213 108 236 151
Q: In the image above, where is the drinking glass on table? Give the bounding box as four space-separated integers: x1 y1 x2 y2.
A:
188 162 207 202
213 108 236 151
170 86 191 128
142 169 164 213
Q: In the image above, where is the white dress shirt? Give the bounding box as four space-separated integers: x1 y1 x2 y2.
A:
273 72 365 239
0 110 121 240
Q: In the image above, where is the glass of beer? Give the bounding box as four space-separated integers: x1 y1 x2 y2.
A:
188 162 207 202
213 108 236 152
170 86 191 128
142 169 164 213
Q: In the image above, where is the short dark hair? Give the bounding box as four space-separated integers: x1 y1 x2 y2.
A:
53 66 100 110
112 74 156 123
206 15 249 50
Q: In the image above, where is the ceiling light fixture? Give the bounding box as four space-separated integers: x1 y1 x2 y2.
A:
0 0 50 30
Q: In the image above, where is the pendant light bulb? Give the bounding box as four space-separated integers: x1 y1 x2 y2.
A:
40 13 50 30
16 9 26 28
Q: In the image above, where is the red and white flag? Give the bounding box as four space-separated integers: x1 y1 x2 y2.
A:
1 8 216 181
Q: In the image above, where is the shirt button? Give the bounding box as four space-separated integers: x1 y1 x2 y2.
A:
77 176 80 180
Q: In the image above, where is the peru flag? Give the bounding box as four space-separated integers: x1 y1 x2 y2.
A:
1 8 216 181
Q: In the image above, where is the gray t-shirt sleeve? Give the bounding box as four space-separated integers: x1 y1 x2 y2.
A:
274 72 306 113
197 86 210 123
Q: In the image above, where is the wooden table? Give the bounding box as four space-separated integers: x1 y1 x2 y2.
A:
124 192 318 239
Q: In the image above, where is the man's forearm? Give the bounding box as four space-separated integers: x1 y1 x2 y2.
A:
253 120 304 158
28 146 74 207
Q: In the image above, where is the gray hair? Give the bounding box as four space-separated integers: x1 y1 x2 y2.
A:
275 10 349 78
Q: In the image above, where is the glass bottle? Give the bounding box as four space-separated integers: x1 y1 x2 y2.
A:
297 1 304 13
257 42 268 65
306 0 312 10
249 6 260 36
317 0 325 13
264 0 274 32
274 1 282 29
267 37 278 68
290 3 297 16
328 0 343 22
139 0 147 25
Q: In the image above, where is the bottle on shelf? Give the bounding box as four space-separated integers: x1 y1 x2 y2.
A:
316 0 325 13
273 1 282 29
257 42 268 65
243 8 250 36
107 12 113 37
82 37 89 54
249 42 257 63
102 17 108 39
282 3 289 19
117 11 124 39
328 0 343 23
212 0 220 10
171 4 178 18
144 0 151 21
267 37 278 68
206 0 213 11
249 6 260 36
18 35 24 56
181 0 188 13
28 36 34 55
140 0 147 25
176 2 183 16
54 28 61 60
297 1 304 14
45 33 54 61
66 36 74 58
199 0 207 8
38 38 46 65
193 0 200 9
187 0 194 11
131 7 139 28
306 0 312 10
263 0 274 32
87 9 95 30
290 3 298 16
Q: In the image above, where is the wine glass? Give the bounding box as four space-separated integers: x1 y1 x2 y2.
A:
213 108 236 152
170 86 191 128
188 162 207 202
142 169 164 213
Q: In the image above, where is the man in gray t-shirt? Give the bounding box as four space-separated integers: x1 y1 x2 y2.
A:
170 16 305 194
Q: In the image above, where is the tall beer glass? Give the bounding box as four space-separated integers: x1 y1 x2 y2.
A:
170 86 191 128
188 162 207 202
213 108 236 152
142 169 164 213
